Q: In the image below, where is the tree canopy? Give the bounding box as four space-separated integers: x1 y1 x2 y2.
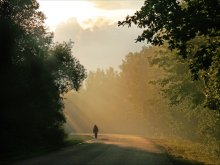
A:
119 0 220 111
0 0 86 156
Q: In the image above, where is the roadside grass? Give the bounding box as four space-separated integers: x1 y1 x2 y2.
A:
1 134 93 164
64 134 93 147
152 139 220 165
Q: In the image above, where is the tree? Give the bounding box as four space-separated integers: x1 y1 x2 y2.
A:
119 47 175 137
0 0 86 155
148 46 205 108
149 45 220 153
118 0 220 111
48 41 86 94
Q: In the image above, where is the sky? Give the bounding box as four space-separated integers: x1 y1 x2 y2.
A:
38 0 145 71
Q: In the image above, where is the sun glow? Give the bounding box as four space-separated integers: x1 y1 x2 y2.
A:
38 0 137 30
38 1 97 30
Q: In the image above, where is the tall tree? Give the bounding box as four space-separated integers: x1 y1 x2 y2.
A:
0 0 86 155
119 0 220 111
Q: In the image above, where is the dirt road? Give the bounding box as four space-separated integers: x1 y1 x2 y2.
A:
14 134 172 165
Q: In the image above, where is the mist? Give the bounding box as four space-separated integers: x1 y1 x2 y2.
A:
63 47 167 137
64 91 148 135
63 45 220 147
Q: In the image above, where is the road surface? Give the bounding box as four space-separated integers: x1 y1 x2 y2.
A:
14 134 172 165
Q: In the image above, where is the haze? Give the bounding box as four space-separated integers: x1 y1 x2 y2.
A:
38 0 145 71
2 1 219 164
38 0 149 135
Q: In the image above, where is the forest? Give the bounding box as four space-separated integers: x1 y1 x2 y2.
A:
0 0 219 164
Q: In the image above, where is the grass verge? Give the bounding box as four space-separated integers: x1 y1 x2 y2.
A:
64 134 93 147
152 139 219 165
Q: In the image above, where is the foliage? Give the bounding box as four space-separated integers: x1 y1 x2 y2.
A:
149 45 220 155
118 0 220 111
148 46 205 108
48 41 87 94
0 0 86 156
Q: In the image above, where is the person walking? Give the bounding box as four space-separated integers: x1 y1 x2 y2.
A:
93 124 99 139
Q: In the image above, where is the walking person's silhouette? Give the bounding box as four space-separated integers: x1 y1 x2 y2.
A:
93 125 99 139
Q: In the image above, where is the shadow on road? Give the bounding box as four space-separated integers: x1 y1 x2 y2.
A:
13 141 203 165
